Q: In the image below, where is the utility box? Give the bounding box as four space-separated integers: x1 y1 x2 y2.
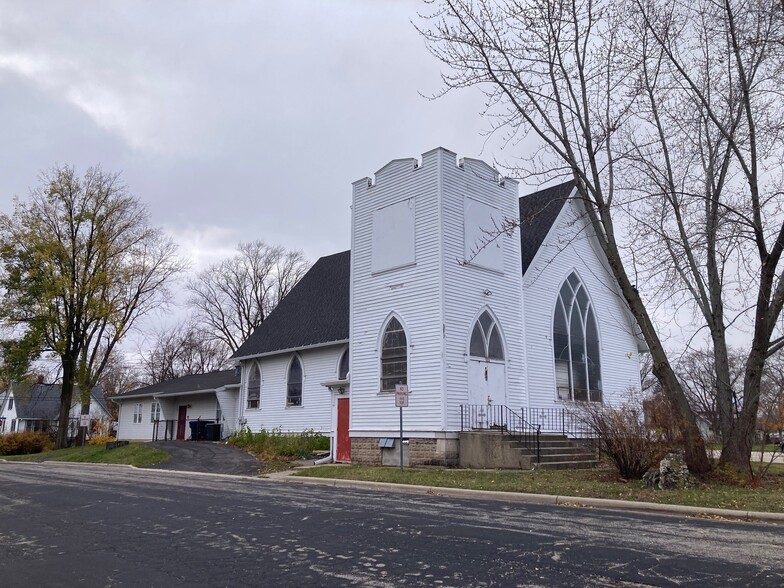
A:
381 438 409 467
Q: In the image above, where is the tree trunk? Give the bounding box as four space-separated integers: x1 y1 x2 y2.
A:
57 356 76 449
582 193 712 473
597 228 712 474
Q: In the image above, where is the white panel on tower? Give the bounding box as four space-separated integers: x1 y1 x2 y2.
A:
372 197 416 273
464 197 505 273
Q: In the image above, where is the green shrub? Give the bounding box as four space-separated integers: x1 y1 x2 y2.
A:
229 427 329 461
0 432 54 456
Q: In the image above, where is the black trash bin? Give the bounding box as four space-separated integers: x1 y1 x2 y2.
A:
189 419 215 441
205 423 222 442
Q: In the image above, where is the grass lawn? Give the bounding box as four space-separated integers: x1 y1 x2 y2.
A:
2 443 170 467
295 463 784 513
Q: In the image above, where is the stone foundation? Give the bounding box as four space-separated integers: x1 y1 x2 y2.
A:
351 437 459 466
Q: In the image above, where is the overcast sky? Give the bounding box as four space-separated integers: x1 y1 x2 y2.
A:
0 1 504 270
0 1 527 364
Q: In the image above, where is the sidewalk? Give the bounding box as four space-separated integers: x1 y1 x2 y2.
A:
267 464 784 524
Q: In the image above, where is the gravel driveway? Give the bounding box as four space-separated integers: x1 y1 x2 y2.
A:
144 440 262 476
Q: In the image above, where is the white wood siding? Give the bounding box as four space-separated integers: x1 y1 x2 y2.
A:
350 149 446 436
441 156 524 430
349 149 524 436
523 198 642 409
116 399 154 441
239 346 338 434
216 387 240 437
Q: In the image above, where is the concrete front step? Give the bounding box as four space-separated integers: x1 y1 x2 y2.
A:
535 459 600 470
537 453 597 464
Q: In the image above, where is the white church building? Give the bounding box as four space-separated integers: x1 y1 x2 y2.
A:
116 148 644 466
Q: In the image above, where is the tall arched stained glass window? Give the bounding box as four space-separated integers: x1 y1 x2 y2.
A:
554 273 602 402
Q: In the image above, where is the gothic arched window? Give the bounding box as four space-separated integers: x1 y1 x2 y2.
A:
469 311 504 360
553 273 602 402
247 363 261 409
381 317 407 393
287 356 303 406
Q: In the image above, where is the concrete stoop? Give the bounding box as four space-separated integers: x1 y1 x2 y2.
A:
460 431 598 470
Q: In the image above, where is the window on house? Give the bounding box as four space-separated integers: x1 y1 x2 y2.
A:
8 397 13 410
381 317 407 393
469 310 504 360
554 273 602 402
338 348 349 381
150 402 161 423
133 403 143 424
11 419 16 432
247 363 261 409
287 356 303 406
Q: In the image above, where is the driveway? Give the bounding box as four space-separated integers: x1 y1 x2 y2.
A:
144 440 262 476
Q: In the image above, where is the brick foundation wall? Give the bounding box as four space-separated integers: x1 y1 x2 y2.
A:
350 437 382 465
351 437 459 466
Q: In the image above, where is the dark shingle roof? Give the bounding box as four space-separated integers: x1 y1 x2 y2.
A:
231 250 351 359
519 181 574 275
115 369 240 399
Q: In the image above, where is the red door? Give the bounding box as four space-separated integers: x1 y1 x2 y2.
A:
336 397 351 462
176 406 188 440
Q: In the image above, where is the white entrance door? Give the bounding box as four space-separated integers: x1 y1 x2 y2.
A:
468 359 506 427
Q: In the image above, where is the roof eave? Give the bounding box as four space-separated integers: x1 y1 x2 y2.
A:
232 339 349 363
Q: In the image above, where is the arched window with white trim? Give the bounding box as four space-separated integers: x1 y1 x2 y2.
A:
380 316 407 393
287 355 303 406
338 348 349 381
247 363 261 409
469 310 504 360
554 273 602 402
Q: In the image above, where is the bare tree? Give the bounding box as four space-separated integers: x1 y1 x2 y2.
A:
0 165 184 447
98 350 145 420
186 241 310 352
140 322 230 384
419 0 712 472
620 0 784 471
674 348 747 441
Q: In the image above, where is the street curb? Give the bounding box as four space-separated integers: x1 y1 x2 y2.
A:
4 459 782 524
280 474 784 524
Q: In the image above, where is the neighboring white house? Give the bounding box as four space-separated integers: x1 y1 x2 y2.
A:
114 370 240 441
0 380 112 436
117 148 644 466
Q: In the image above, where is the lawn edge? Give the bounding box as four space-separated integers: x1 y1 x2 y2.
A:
282 474 784 524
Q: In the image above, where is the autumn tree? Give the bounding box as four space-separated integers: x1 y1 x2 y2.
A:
0 165 184 447
186 240 309 352
140 321 230 384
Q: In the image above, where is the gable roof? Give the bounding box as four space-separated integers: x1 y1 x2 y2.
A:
115 369 241 400
231 250 351 360
12 383 108 420
519 181 574 275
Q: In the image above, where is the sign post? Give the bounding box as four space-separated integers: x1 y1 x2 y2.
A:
79 414 90 447
394 384 409 473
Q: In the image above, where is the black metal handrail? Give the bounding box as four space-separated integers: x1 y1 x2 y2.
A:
523 407 595 439
152 419 176 441
460 404 541 462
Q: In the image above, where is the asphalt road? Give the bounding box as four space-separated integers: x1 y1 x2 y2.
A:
1 462 782 587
